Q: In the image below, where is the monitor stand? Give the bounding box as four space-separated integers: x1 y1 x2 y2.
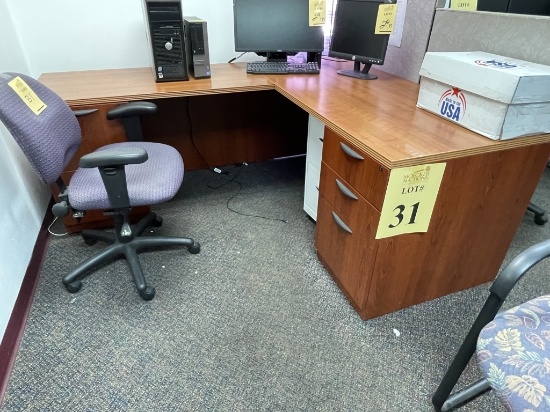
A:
266 52 288 62
337 62 378 80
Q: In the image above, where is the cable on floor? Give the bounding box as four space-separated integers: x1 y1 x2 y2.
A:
206 164 288 223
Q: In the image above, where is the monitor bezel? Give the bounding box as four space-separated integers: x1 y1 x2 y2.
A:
233 0 324 54
328 0 393 66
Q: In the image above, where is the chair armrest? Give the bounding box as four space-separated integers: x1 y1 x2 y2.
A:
106 101 157 120
79 147 148 169
490 237 550 300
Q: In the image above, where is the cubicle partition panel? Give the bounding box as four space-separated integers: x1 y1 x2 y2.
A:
428 9 550 66
377 0 438 83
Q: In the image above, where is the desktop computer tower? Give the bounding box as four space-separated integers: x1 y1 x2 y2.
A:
143 0 189 82
183 17 211 79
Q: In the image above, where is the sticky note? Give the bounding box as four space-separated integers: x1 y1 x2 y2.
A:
309 0 326 26
375 4 398 35
375 163 446 239
450 0 478 11
8 76 47 115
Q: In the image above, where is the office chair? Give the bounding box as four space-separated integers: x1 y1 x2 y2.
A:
0 72 200 301
432 238 550 411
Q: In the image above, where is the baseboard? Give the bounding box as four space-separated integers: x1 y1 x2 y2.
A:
0 208 53 406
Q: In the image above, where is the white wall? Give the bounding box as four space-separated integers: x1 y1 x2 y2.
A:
0 1 51 342
8 0 255 77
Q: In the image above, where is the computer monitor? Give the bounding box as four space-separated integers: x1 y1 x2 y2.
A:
233 0 324 62
476 0 509 12
507 0 550 15
329 0 395 80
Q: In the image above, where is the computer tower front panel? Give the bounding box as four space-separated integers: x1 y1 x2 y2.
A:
183 17 211 79
143 0 189 82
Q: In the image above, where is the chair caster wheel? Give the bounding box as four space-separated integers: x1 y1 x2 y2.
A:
82 235 97 246
139 287 156 301
65 280 82 293
534 215 548 225
188 242 201 254
151 215 163 227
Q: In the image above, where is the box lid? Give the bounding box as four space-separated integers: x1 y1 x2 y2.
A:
419 52 550 104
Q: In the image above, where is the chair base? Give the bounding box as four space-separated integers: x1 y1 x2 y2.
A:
527 202 548 225
61 212 200 300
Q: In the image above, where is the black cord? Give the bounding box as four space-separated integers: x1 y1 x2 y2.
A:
186 98 210 169
206 165 288 223
228 52 247 63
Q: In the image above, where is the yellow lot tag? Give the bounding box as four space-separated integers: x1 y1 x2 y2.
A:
450 0 478 11
8 76 47 115
375 163 446 239
309 0 326 26
375 4 398 34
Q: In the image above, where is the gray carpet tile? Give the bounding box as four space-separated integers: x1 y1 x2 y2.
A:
3 156 550 412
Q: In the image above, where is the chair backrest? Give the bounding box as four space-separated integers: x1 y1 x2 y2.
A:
0 72 81 184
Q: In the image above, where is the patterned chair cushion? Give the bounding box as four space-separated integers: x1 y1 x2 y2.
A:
68 141 184 210
477 295 550 411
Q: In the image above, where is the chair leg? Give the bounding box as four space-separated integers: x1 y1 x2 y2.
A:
122 243 155 301
132 236 200 253
128 236 200 300
116 237 200 301
527 202 548 225
62 243 124 292
432 295 503 411
81 229 116 245
132 212 162 237
438 379 491 411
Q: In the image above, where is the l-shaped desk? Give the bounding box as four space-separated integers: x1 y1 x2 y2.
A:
39 60 550 320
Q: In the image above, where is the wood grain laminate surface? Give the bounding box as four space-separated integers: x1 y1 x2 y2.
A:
267 60 550 168
38 64 273 107
39 60 550 170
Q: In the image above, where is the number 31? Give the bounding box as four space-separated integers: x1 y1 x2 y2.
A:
389 202 420 228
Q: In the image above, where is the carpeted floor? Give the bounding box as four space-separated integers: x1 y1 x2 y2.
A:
2 156 550 412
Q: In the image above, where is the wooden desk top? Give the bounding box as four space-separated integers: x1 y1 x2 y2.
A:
39 61 550 168
38 64 272 106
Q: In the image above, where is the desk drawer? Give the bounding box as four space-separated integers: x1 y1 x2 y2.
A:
320 162 376 234
323 128 389 211
315 193 379 313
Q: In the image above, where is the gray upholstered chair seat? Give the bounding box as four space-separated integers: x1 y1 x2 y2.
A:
69 141 184 210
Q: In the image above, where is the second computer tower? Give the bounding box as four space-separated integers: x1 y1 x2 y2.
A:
183 17 211 79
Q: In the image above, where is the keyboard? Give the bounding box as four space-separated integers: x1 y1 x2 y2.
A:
247 61 320 74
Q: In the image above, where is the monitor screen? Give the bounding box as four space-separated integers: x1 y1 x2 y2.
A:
329 0 395 80
507 0 550 15
475 0 509 12
233 0 324 60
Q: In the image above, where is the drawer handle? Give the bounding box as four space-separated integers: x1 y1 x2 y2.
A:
335 179 358 200
72 109 98 117
332 212 353 234
340 142 364 160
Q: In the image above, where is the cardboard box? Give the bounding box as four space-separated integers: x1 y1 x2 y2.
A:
417 51 550 140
